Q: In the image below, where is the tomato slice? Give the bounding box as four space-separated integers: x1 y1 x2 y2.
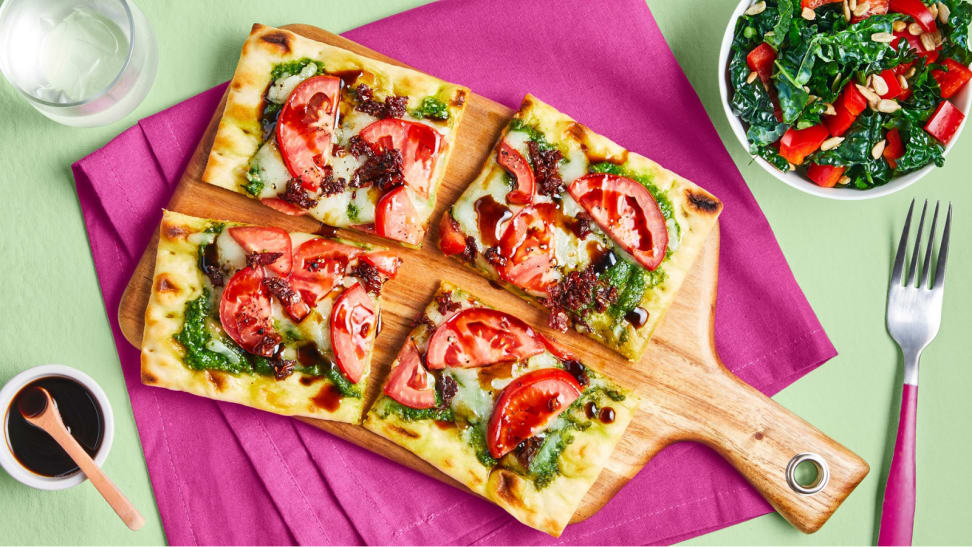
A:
924 100 966 145
806 164 846 188
228 226 293 276
358 119 443 198
884 128 905 169
746 43 776 85
260 198 308 216
496 203 559 296
932 58 972 99
219 266 279 358
291 238 362 305
779 125 830 165
375 185 423 246
486 368 582 459
496 140 535 204
276 75 342 192
438 213 468 256
567 173 669 271
426 308 547 370
360 250 402 277
329 283 376 384
383 339 437 409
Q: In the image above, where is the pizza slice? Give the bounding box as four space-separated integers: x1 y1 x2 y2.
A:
439 94 723 360
202 24 469 247
363 282 638 537
140 210 401 422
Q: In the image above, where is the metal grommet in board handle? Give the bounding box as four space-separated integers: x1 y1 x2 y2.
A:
786 452 830 494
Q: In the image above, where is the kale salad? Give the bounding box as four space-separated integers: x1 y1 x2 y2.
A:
728 0 972 189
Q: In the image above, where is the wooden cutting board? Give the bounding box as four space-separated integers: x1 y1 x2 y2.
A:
117 24 868 532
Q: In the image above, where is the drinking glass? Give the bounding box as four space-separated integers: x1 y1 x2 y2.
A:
0 0 158 127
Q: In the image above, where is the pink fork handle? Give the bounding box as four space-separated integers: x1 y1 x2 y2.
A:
879 383 918 546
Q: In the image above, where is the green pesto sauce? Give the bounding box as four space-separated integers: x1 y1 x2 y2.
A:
174 290 252 374
375 396 454 422
204 222 225 235
412 96 449 121
600 257 666 321
464 423 498 467
509 118 557 152
347 202 359 222
270 57 325 82
295 354 361 398
244 163 264 197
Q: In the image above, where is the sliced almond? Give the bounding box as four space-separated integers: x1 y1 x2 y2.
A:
939 1 951 23
929 2 939 18
872 139 887 160
854 1 870 17
898 74 909 90
856 83 881 104
871 74 890 96
823 102 837 116
808 94 819 103
788 162 797 172
893 20 907 32
920 31 937 51
744 1 766 15
878 99 901 113
804 85 811 93
764 30 776 38
871 32 894 43
838 175 852 185
849 0 858 11
821 136 845 151
905 66 917 78
843 0 852 21
908 22 923 35
746 70 759 84
802 6 816 20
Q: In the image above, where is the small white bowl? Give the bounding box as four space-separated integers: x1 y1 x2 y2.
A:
0 364 115 490
718 0 972 199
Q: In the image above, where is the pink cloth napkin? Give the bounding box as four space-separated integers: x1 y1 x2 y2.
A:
72 0 837 544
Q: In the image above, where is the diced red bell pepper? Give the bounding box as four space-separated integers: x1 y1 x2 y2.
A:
894 61 915 76
932 58 972 99
801 0 842 7
779 125 830 165
890 0 937 32
746 43 776 84
826 103 857 136
893 31 940 64
924 100 966 145
844 83 870 116
852 0 889 21
883 128 905 168
878 69 903 99
807 163 846 188
825 84 869 136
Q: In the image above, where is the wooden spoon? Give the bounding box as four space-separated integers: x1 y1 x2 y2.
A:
18 386 144 531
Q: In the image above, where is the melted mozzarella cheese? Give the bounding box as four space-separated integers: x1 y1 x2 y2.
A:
250 140 293 198
266 63 319 104
215 229 248 272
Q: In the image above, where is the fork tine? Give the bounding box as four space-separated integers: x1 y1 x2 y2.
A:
933 203 952 290
921 202 940 289
891 199 915 286
906 200 928 287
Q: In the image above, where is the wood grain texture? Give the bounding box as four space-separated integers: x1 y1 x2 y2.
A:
117 24 868 531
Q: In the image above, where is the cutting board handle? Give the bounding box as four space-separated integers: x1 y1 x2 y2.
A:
639 357 870 534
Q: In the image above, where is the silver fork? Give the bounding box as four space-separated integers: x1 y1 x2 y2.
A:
878 199 952 546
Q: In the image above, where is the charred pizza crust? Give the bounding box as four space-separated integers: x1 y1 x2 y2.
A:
363 282 638 536
140 210 383 422
441 94 722 360
202 24 468 245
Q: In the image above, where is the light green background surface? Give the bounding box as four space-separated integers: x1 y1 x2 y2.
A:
0 0 968 544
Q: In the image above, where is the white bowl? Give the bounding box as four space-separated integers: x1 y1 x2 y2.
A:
0 364 115 490
718 0 972 199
